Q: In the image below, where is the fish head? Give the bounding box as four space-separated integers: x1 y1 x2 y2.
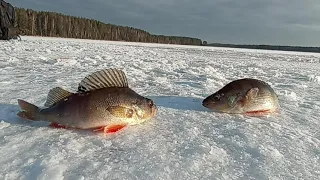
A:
202 91 241 113
123 97 157 125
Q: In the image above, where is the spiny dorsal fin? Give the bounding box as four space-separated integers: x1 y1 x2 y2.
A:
44 87 73 107
77 68 128 93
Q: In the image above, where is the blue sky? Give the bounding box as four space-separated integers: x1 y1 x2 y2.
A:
10 0 320 46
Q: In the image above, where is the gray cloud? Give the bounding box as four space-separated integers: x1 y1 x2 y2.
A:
9 0 320 46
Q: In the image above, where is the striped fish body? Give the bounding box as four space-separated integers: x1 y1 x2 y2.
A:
38 87 150 129
202 78 280 116
17 68 157 133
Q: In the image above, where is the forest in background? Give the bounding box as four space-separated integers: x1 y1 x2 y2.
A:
207 43 320 53
15 8 203 46
13 7 320 52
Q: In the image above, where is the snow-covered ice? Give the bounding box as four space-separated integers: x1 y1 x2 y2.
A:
0 36 320 180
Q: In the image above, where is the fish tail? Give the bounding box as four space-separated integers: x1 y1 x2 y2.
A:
17 99 40 120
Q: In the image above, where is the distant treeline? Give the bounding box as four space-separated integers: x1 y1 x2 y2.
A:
207 43 320 53
15 8 203 45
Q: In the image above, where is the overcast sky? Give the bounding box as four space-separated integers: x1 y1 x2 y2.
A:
10 0 320 46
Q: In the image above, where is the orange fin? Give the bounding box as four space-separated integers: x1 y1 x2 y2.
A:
244 109 275 116
49 122 67 129
104 124 127 134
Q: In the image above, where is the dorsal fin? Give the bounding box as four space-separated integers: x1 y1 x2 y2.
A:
44 87 73 107
77 68 128 93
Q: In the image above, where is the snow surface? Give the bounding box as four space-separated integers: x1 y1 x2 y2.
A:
0 36 320 180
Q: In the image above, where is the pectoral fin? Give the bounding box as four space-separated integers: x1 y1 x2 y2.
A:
238 87 259 107
107 106 133 118
246 87 259 101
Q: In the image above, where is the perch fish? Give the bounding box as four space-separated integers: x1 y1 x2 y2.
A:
202 78 280 116
17 68 157 134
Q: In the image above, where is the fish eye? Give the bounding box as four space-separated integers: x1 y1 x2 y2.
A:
147 99 154 107
213 95 220 101
126 109 134 118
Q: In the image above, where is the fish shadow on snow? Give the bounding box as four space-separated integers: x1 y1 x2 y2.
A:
148 96 211 112
147 96 281 124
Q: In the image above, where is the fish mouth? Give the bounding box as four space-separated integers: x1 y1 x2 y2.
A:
202 100 228 112
202 99 214 108
202 101 208 107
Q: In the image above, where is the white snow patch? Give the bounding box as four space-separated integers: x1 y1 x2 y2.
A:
284 90 298 101
308 75 320 84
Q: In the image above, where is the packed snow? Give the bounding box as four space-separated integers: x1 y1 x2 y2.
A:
0 36 319 180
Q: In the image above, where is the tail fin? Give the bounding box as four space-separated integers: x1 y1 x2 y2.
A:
17 99 40 120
